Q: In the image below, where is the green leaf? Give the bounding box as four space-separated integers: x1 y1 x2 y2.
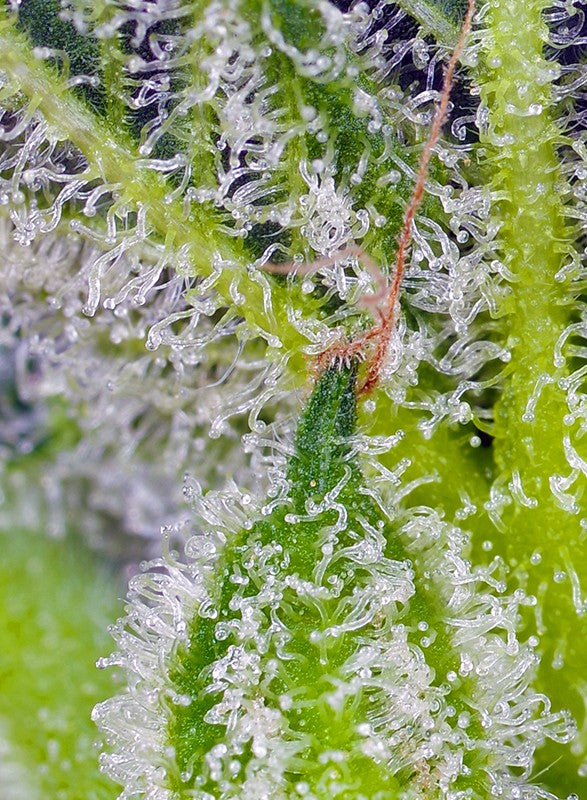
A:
396 0 468 42
16 0 105 112
96 366 573 799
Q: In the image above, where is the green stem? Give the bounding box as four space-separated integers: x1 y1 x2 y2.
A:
481 0 587 792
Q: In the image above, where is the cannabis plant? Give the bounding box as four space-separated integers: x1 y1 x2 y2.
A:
1 0 586 798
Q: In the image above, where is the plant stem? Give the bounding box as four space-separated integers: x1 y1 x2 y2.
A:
481 0 587 791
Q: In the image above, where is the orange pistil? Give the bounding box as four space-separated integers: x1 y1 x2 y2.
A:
359 0 476 394
263 0 475 393
264 244 388 317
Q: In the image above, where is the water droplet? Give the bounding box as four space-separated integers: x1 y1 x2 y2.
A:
457 712 471 729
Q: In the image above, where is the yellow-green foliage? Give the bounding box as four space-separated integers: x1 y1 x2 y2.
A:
0 529 120 799
1 0 587 798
